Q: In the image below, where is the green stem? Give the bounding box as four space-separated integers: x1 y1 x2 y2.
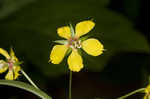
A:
21 69 39 89
69 70 72 99
118 88 145 99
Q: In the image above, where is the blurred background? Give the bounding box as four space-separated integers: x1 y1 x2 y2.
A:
0 0 149 99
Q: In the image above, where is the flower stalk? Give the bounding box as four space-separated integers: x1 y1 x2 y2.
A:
69 70 72 99
21 69 39 89
117 88 145 99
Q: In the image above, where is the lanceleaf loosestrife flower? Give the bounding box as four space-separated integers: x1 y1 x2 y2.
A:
0 48 21 80
143 85 150 99
49 20 104 72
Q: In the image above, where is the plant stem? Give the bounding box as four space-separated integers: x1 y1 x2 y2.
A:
118 88 145 99
69 70 72 99
21 69 39 90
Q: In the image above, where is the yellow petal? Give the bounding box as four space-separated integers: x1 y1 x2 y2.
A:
75 20 95 37
50 45 68 64
57 26 71 39
67 50 83 72
0 48 10 59
10 48 18 62
82 38 104 56
0 60 8 73
0 66 8 73
143 95 147 99
10 48 15 57
145 85 150 93
5 70 14 80
13 66 21 79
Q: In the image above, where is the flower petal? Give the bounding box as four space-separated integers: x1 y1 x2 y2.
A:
5 70 14 80
82 38 104 56
0 60 8 73
57 26 71 39
49 45 68 64
145 85 150 93
10 48 18 62
75 20 95 37
67 50 83 72
13 66 21 79
0 48 10 59
143 95 147 99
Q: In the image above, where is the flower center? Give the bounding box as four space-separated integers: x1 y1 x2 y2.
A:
68 38 82 49
8 59 14 70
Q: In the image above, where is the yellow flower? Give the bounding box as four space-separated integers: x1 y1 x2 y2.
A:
49 20 104 72
144 85 150 99
0 48 21 80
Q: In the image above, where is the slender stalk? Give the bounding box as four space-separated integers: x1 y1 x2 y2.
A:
21 69 39 90
69 70 72 99
118 88 145 99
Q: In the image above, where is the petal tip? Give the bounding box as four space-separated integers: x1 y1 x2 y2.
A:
57 26 71 39
67 50 83 72
75 20 95 37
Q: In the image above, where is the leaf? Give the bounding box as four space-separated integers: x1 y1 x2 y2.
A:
0 0 149 76
0 0 36 19
0 80 52 99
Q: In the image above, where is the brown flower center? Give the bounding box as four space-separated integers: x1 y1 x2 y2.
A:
8 59 14 70
68 37 82 49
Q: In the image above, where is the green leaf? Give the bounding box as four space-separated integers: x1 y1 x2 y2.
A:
0 0 35 19
0 0 150 76
14 61 23 65
0 80 52 99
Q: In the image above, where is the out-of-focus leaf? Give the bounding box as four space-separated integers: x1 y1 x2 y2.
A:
0 0 149 76
123 0 140 20
0 0 36 19
0 80 52 99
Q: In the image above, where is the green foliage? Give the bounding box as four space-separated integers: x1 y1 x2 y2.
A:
0 80 52 99
0 0 149 77
123 0 140 20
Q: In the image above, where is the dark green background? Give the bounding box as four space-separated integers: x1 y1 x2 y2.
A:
0 0 149 99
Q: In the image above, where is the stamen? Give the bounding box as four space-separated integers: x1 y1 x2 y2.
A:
77 40 82 48
74 41 78 48
68 38 82 49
